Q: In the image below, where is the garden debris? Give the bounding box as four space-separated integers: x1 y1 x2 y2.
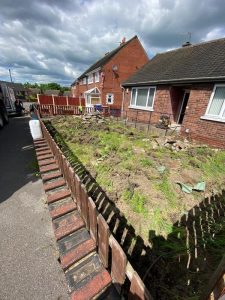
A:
176 181 206 194
154 137 190 151
157 166 166 174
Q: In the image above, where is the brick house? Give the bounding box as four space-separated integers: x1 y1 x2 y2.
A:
71 36 148 109
122 38 225 148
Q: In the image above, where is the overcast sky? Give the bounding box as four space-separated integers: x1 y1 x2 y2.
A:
0 0 225 86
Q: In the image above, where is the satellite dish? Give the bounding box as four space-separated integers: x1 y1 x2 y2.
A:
112 65 118 71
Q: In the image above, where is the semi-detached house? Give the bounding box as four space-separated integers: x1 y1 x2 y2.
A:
122 38 225 148
71 36 148 109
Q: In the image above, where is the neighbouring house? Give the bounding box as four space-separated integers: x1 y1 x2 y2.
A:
0 80 28 100
122 38 225 148
63 90 72 97
28 88 41 101
71 36 148 109
44 89 60 96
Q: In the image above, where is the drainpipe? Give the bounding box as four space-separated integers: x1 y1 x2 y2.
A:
121 85 125 114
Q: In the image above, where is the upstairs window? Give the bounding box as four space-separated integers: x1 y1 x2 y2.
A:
95 72 100 83
130 87 156 110
82 77 86 85
205 85 225 121
88 74 94 84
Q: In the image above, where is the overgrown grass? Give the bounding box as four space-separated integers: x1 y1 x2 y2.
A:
123 188 148 216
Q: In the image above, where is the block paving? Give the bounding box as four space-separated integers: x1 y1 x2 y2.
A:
34 138 116 300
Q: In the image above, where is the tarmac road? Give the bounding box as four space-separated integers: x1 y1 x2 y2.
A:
0 116 69 300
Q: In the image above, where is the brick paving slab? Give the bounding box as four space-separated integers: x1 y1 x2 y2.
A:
34 142 48 147
37 149 52 157
48 198 76 219
42 171 62 182
43 178 66 192
36 146 51 153
35 144 49 150
38 158 56 167
53 211 85 241
37 153 54 160
34 138 45 142
40 163 59 174
66 253 111 300
47 189 71 204
58 228 96 270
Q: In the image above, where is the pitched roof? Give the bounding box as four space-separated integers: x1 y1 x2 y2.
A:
123 37 225 86
0 80 27 92
44 89 60 96
72 36 138 85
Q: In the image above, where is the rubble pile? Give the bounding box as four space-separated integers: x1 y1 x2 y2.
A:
152 136 191 151
81 112 106 124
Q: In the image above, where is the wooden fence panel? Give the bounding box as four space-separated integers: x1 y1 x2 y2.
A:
74 175 81 211
80 184 89 230
88 197 97 243
128 272 153 300
97 214 109 268
111 236 127 293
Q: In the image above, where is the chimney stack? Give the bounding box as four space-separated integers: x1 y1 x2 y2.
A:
182 41 192 47
120 37 126 45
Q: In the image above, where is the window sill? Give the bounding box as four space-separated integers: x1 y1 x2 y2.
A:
200 115 225 123
128 106 154 112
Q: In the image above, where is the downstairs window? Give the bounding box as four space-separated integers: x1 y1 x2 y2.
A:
130 87 156 110
204 85 225 121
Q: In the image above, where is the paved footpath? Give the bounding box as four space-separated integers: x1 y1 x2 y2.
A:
0 116 69 300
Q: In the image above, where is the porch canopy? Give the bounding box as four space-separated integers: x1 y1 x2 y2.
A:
84 87 101 105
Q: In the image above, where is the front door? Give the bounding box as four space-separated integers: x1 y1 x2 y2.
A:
177 92 190 124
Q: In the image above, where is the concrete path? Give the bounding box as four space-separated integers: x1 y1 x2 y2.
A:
0 116 69 300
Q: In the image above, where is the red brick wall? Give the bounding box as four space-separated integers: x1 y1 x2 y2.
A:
124 83 225 148
123 86 173 123
180 84 225 148
72 37 148 109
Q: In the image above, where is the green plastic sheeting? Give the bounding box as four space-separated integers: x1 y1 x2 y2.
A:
176 181 206 194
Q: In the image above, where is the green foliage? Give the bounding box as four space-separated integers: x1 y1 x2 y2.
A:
156 174 177 207
123 189 148 215
140 157 153 167
201 151 225 178
23 82 70 94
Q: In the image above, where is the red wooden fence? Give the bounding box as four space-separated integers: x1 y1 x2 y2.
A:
37 94 85 106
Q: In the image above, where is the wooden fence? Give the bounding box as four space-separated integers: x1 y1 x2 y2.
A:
37 94 85 106
38 112 152 299
37 104 111 116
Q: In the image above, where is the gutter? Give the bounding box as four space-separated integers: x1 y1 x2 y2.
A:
122 76 225 87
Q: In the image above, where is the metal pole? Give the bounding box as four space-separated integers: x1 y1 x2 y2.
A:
135 110 138 128
9 69 13 82
147 111 152 132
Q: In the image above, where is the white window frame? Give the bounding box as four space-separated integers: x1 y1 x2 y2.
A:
129 86 156 111
106 93 114 104
95 72 100 83
88 74 94 84
201 84 225 123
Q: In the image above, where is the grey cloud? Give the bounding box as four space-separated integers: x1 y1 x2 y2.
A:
0 0 225 85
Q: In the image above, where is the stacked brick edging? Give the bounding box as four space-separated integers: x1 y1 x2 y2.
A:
33 114 153 299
